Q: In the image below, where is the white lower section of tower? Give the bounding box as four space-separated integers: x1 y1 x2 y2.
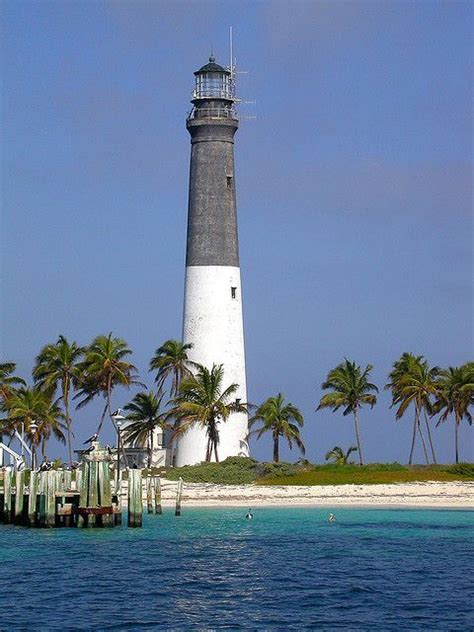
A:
175 265 249 466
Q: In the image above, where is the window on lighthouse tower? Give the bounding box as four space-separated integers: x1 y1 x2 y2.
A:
231 287 237 299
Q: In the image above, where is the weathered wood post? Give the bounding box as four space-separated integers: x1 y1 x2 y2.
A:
45 470 57 528
113 493 122 526
175 477 183 517
146 476 154 514
55 470 74 528
55 470 63 493
28 470 37 526
74 468 82 493
87 461 98 528
113 470 122 526
37 471 46 527
63 470 72 491
99 461 113 527
77 464 88 527
127 469 143 527
3 469 12 523
14 470 25 524
154 476 162 515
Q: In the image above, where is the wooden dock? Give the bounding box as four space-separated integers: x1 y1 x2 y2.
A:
0 442 182 529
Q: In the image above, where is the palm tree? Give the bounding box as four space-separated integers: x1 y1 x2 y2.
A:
325 445 358 465
123 391 170 468
432 363 474 464
0 362 26 402
33 336 84 466
0 362 26 403
2 386 66 464
249 394 304 463
385 353 439 465
317 359 378 466
0 363 26 450
150 340 194 397
75 333 143 438
170 363 247 462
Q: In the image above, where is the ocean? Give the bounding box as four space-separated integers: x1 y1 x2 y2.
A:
0 507 472 630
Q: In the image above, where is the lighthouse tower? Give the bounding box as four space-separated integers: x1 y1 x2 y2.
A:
175 56 249 466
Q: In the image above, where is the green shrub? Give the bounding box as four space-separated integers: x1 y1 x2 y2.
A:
159 456 259 484
254 462 300 478
444 463 474 476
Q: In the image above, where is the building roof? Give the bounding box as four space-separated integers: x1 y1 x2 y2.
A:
194 55 230 75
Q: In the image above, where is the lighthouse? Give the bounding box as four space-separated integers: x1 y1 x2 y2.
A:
175 56 249 466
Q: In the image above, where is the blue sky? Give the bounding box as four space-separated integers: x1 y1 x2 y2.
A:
1 0 472 464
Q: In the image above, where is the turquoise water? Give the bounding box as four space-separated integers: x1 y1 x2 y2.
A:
0 507 472 630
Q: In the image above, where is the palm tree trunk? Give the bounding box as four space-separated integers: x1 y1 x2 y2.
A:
173 368 179 398
353 408 364 465
423 410 437 465
273 432 279 463
149 430 154 469
96 402 108 435
205 437 211 462
455 413 459 464
41 437 46 459
214 441 219 463
408 414 418 465
416 409 429 464
64 380 74 467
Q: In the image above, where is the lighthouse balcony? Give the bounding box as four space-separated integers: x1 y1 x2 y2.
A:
187 106 237 121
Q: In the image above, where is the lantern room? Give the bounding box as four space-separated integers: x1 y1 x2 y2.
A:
193 56 233 101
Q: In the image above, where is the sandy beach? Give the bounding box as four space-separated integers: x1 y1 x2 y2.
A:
155 480 474 509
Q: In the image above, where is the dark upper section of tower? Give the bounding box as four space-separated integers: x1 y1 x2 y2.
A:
185 57 240 267
194 56 230 76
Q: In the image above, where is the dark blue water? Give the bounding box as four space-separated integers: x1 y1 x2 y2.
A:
0 507 472 630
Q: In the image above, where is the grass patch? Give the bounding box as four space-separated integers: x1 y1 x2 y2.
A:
258 464 471 486
153 458 474 486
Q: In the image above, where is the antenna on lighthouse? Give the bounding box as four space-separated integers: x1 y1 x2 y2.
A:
229 26 233 79
228 27 255 118
229 26 236 98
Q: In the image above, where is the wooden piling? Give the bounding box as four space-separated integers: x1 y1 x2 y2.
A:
77 464 88 528
127 469 143 527
3 470 12 523
14 470 25 524
88 461 99 527
154 476 162 515
75 468 82 493
113 471 122 525
45 470 57 528
113 493 122 526
175 477 183 517
146 476 154 514
63 470 72 491
28 470 37 526
37 472 46 527
99 461 113 527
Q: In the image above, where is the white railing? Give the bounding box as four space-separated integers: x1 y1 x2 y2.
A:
187 107 237 121
0 442 23 467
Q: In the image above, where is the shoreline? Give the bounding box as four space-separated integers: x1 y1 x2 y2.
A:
151 480 474 509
